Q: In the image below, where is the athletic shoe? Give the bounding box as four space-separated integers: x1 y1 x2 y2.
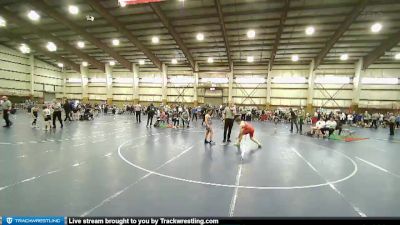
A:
258 144 262 149
227 139 231 142
209 141 216 145
223 139 226 143
204 140 209 144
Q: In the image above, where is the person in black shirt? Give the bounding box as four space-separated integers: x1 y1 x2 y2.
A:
63 100 72 121
146 103 156 127
289 108 298 133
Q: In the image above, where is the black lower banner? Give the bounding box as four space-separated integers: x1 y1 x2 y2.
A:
66 217 400 225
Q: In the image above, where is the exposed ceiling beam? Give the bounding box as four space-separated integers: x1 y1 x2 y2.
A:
313 0 369 70
214 0 232 67
268 0 290 71
0 7 105 72
1 32 81 72
149 3 195 71
30 0 132 71
86 0 162 71
362 30 400 69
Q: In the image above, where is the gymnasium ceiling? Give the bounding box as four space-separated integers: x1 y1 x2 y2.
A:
0 0 399 72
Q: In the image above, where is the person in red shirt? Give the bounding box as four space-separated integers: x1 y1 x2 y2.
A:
234 117 262 148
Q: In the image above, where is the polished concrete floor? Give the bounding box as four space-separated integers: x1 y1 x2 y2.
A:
0 112 399 217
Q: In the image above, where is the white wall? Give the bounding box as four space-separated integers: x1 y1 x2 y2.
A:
0 45 62 98
2 44 399 109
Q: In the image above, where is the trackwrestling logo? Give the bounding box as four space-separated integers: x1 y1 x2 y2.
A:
1 216 65 225
6 217 13 224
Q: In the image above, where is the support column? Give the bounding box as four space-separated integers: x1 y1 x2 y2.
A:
80 65 89 103
306 59 315 113
228 62 234 106
161 63 167 105
106 64 113 105
193 62 199 106
351 58 363 112
266 63 272 109
29 55 35 98
132 63 139 104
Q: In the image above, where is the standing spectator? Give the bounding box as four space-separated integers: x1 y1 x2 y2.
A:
240 107 246 121
31 105 39 128
371 112 379 129
298 107 305 134
146 103 156 128
289 108 298 133
388 113 396 136
2 96 13 127
52 100 63 128
364 111 371 127
134 103 142 123
191 107 197 122
379 113 384 127
340 112 346 124
222 104 235 143
63 100 72 122
396 114 400 128
181 108 190 128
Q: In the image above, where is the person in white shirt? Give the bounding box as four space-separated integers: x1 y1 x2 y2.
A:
379 113 384 126
323 117 337 136
134 104 141 123
340 112 346 121
42 105 52 131
52 100 63 128
347 113 353 125
311 118 326 137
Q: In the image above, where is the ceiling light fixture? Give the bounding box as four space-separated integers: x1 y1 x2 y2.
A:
247 29 256 39
19 44 30 54
0 16 6 27
28 10 40 21
291 55 299 62
46 42 57 52
152 36 159 44
77 41 85 48
371 22 382 33
82 61 88 67
247 56 254 63
109 60 115 66
68 5 79 15
139 59 145 65
395 53 400 60
57 63 64 68
305 26 315 35
207 57 214 63
112 39 120 46
196 33 204 41
340 54 349 61
119 0 127 7
171 59 178 64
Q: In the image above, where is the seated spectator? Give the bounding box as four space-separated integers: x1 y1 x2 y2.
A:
322 117 337 137
310 118 326 138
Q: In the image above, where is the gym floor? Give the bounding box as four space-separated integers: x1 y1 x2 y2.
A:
0 113 399 217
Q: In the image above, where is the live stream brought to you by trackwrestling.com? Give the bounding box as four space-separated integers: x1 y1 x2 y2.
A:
1 217 220 225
